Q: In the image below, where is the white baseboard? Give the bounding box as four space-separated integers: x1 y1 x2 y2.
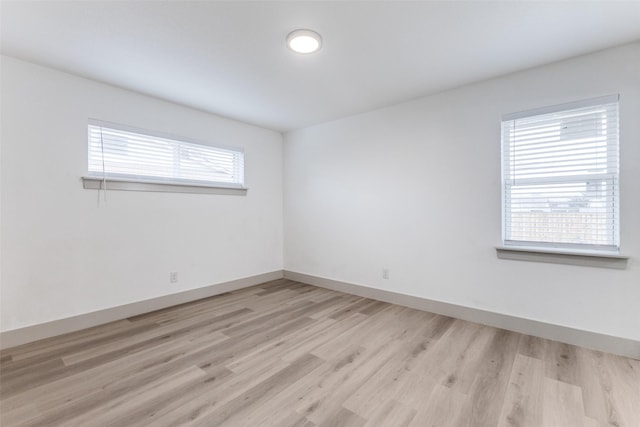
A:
4 269 637 359
0 270 284 350
284 270 640 360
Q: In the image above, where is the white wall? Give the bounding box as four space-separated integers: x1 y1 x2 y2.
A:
284 42 640 341
1 56 283 332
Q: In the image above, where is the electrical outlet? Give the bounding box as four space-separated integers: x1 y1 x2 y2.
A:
382 268 389 279
170 272 178 283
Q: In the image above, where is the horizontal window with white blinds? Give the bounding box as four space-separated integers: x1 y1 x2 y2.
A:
501 95 619 252
88 120 244 188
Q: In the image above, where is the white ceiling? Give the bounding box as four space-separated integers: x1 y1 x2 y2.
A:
2 1 639 132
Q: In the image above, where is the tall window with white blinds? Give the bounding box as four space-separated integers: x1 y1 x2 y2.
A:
88 120 245 188
501 95 619 252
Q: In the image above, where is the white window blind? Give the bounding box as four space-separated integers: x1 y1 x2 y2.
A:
88 120 245 188
501 95 619 252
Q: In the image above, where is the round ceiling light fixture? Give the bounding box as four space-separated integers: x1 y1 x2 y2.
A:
287 29 322 54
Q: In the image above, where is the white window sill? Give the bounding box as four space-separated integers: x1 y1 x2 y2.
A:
82 177 247 196
495 246 628 269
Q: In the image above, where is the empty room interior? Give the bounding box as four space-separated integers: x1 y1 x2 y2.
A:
1 1 640 426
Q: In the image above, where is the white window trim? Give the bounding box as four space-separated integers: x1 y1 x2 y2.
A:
84 119 247 195
495 246 628 269
81 176 247 195
500 95 621 258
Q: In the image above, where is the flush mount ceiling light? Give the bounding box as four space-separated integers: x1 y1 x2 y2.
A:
287 29 322 54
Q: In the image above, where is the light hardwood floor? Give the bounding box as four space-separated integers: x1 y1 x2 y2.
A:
1 279 639 426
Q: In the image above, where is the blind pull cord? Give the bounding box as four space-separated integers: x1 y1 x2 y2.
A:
99 127 107 205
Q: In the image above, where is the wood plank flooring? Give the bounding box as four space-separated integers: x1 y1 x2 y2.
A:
1 279 639 426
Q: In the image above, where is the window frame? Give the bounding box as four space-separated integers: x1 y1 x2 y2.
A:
83 119 247 195
500 95 620 254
